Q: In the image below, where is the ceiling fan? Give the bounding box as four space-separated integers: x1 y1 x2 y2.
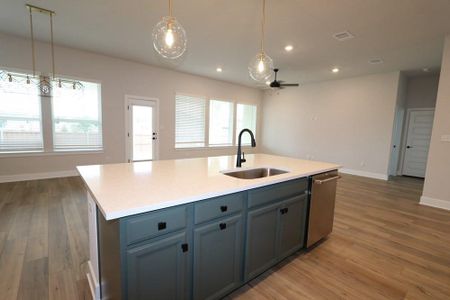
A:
268 68 299 89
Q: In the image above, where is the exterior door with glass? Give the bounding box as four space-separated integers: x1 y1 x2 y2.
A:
126 97 158 162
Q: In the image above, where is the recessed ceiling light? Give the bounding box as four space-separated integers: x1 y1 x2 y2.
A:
216 67 223 73
423 67 430 72
265 80 271 85
332 67 339 73
284 45 293 52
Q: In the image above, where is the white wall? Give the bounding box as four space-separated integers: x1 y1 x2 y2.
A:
421 35 450 210
405 74 439 109
261 72 401 180
0 32 263 178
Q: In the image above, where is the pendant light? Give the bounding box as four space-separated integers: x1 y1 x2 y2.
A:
0 4 83 97
152 0 187 59
248 0 273 82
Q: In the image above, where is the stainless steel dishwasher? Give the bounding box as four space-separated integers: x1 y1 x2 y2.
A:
306 170 340 247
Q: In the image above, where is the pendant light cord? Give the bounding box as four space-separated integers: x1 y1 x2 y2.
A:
50 12 56 80
260 0 266 53
169 0 173 17
29 6 36 77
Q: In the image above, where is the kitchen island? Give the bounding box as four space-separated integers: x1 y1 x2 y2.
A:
78 154 340 300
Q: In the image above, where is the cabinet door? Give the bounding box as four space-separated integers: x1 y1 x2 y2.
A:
278 194 307 259
245 202 280 280
193 214 243 300
126 232 188 300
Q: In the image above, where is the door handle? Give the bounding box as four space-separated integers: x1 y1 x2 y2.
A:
313 175 341 185
406 145 412 149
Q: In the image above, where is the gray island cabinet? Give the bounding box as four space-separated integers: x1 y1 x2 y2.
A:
97 177 309 300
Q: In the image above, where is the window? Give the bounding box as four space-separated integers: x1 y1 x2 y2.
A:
175 94 206 148
209 99 234 146
0 69 102 154
52 81 102 150
0 79 43 152
175 93 258 149
236 104 257 145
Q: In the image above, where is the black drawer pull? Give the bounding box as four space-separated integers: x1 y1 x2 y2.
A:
280 208 289 215
284 207 289 214
220 205 228 212
219 223 227 230
181 243 188 252
158 222 167 230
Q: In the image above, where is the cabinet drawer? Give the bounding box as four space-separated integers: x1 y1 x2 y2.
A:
194 193 244 224
124 206 187 245
248 178 308 209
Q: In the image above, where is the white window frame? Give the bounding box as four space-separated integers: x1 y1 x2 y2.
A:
175 92 209 149
208 98 235 147
51 80 103 152
0 67 103 157
174 92 258 150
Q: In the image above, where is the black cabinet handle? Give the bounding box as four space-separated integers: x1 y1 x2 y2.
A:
406 145 412 149
158 222 167 230
220 205 228 212
280 208 289 215
219 223 227 230
181 243 188 252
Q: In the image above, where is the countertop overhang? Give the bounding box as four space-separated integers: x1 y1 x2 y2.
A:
77 154 341 220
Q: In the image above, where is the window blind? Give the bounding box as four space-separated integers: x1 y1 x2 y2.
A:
175 94 206 148
0 78 43 152
52 80 103 150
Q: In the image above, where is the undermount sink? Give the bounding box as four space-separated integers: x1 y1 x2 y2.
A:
223 167 289 179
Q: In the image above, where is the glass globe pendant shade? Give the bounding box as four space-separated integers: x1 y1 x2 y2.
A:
248 52 273 82
152 16 187 59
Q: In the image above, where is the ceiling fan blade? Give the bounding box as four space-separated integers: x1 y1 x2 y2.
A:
280 83 299 87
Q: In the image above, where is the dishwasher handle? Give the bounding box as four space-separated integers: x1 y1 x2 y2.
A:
313 175 341 185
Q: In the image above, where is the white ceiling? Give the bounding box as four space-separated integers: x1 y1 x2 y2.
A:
1 0 450 87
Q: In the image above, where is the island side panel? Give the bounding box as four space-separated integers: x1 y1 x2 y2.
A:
97 207 122 299
87 193 101 299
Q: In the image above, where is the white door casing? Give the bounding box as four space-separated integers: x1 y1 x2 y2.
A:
402 109 434 178
125 95 159 162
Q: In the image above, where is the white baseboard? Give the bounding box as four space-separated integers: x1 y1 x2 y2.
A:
0 170 78 183
87 260 101 300
420 195 450 211
339 168 388 180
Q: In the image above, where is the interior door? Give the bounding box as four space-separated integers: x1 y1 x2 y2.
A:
127 97 158 162
402 109 434 178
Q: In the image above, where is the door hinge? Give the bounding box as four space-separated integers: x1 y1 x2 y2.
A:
127 132 130 137
127 105 130 110
181 243 188 253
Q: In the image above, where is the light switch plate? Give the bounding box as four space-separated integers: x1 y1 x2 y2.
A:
441 134 450 142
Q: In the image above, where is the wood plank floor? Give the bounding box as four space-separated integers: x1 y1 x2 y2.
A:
1 174 449 299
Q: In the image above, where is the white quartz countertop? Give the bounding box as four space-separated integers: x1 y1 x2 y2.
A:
77 154 341 220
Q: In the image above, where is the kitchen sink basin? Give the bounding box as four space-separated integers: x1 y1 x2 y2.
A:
223 167 288 179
